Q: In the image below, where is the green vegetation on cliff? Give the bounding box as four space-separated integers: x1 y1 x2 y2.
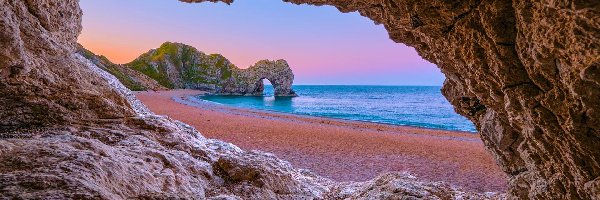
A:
126 42 238 89
128 60 175 89
77 42 295 96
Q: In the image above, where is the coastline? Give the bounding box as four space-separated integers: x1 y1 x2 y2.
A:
191 93 478 135
135 89 508 192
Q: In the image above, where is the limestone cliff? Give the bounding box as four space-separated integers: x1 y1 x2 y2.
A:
77 45 167 91
127 42 297 96
0 0 136 130
0 0 598 199
220 60 297 96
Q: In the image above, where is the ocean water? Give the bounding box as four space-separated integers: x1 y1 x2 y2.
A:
198 85 477 132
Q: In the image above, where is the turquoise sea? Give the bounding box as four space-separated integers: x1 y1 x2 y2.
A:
198 85 477 132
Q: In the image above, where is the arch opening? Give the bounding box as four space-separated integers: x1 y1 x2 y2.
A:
76 0 502 193
251 78 277 96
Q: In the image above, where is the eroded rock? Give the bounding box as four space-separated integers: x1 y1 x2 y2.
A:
0 1 492 199
127 42 297 96
0 0 135 131
77 45 168 91
220 60 297 96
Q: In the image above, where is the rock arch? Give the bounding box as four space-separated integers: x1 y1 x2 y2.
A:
220 60 297 96
246 60 297 96
119 42 297 96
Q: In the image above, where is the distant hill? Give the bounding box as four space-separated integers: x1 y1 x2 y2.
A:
78 42 296 96
127 42 296 96
76 45 167 91
126 42 237 91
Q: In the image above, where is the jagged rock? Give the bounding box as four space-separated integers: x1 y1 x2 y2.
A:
1 0 598 199
127 42 297 96
0 53 329 199
77 45 167 91
0 0 136 131
326 172 505 199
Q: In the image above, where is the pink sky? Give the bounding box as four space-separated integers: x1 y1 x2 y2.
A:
77 0 444 85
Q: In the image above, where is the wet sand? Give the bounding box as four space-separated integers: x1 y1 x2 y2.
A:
135 90 508 192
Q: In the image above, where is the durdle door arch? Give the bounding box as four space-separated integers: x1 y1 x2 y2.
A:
218 59 297 96
0 0 598 199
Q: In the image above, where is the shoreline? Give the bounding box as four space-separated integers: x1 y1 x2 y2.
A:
135 89 508 192
190 93 478 135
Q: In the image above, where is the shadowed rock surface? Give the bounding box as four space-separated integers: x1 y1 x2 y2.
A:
0 0 135 131
127 42 297 96
0 0 598 199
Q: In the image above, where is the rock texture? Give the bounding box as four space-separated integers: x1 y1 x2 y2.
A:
77 45 167 91
128 42 297 96
220 60 297 96
0 0 598 199
326 172 504 199
0 0 491 199
0 0 136 131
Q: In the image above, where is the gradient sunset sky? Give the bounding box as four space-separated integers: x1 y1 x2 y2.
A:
78 0 444 85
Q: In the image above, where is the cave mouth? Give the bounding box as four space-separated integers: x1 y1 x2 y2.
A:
76 0 502 194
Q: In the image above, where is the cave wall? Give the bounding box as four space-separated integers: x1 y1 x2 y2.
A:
185 0 600 199
0 0 136 131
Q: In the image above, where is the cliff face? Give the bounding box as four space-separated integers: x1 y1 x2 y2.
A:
0 0 598 199
77 45 167 91
127 42 232 90
127 42 297 96
220 60 298 96
0 0 136 130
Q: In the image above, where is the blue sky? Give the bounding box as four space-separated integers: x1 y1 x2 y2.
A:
78 0 445 85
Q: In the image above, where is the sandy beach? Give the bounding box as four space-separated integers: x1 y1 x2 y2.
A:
135 90 508 192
